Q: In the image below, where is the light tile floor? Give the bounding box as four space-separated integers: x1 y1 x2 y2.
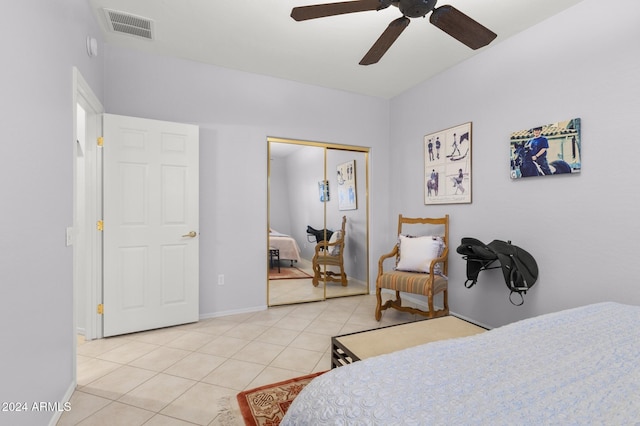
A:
58 293 421 425
267 258 369 306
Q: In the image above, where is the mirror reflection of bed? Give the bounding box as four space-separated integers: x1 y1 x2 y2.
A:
268 139 369 306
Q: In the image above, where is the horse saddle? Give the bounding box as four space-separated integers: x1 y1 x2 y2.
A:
457 237 539 305
306 226 333 244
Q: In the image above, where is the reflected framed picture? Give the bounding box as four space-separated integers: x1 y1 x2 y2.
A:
318 180 330 202
424 122 472 205
510 118 581 179
337 160 357 210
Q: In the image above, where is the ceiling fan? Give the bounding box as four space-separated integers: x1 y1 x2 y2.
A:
291 0 497 65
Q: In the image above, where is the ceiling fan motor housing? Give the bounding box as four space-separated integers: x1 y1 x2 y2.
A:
398 0 437 18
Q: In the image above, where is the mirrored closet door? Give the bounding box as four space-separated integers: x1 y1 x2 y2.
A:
267 137 369 306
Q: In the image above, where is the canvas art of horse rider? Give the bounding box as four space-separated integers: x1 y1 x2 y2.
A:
511 125 573 178
527 126 552 175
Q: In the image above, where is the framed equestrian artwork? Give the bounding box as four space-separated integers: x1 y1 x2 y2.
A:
318 180 330 202
424 122 472 205
337 160 357 210
510 118 581 179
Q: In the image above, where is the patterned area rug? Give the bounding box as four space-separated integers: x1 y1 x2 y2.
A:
268 266 313 280
237 371 326 425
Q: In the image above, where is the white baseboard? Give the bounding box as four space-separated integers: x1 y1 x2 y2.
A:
48 381 76 426
448 311 492 330
199 305 267 320
198 293 493 329
381 290 491 329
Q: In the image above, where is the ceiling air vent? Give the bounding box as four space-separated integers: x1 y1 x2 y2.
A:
104 9 154 40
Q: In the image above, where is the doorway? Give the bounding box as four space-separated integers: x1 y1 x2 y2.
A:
73 69 201 342
73 67 104 342
267 137 369 306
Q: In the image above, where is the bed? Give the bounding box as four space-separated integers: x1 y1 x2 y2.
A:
283 302 640 424
269 230 301 264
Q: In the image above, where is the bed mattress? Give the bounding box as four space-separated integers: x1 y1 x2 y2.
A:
269 233 301 262
283 302 640 424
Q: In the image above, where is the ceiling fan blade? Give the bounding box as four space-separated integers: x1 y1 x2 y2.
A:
291 0 385 21
429 5 497 50
360 16 410 65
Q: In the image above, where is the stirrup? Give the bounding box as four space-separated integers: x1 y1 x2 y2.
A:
509 291 525 306
464 279 477 289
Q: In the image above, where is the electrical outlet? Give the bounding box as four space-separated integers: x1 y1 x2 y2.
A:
218 274 224 285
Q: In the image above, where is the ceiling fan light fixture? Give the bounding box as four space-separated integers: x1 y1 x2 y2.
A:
398 0 437 18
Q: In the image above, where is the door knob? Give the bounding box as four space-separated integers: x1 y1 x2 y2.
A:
182 231 197 238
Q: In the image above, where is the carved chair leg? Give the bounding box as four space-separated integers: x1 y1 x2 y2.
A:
375 287 383 321
443 289 449 313
428 294 435 319
341 271 347 286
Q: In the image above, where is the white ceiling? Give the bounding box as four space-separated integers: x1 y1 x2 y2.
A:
89 0 584 99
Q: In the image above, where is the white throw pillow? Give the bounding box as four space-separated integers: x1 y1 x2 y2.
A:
328 231 342 256
396 235 444 274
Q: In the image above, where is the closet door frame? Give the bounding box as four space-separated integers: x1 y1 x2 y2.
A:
267 137 370 306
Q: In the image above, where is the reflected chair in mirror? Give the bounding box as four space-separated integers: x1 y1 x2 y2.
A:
312 216 347 287
375 214 449 320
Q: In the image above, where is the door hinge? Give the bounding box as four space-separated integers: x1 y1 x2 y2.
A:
97 304 104 315
97 220 104 231
97 137 104 147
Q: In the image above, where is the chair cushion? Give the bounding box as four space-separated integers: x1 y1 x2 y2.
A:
378 270 448 295
396 235 444 274
314 254 342 266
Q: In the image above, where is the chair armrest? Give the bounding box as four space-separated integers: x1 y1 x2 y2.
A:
314 231 346 254
314 239 341 254
377 245 399 277
429 246 449 276
314 240 329 254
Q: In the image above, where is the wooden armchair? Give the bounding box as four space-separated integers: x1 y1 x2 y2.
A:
312 216 347 287
375 214 449 320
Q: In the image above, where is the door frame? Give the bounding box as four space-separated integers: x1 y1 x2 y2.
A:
72 67 104 358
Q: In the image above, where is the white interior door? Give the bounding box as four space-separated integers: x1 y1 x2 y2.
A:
103 114 199 337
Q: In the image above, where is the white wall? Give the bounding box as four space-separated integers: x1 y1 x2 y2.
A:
327 149 368 281
389 0 640 327
103 47 391 316
0 1 104 425
269 156 294 235
283 144 326 260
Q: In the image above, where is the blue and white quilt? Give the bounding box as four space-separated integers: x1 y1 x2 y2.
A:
283 302 640 425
